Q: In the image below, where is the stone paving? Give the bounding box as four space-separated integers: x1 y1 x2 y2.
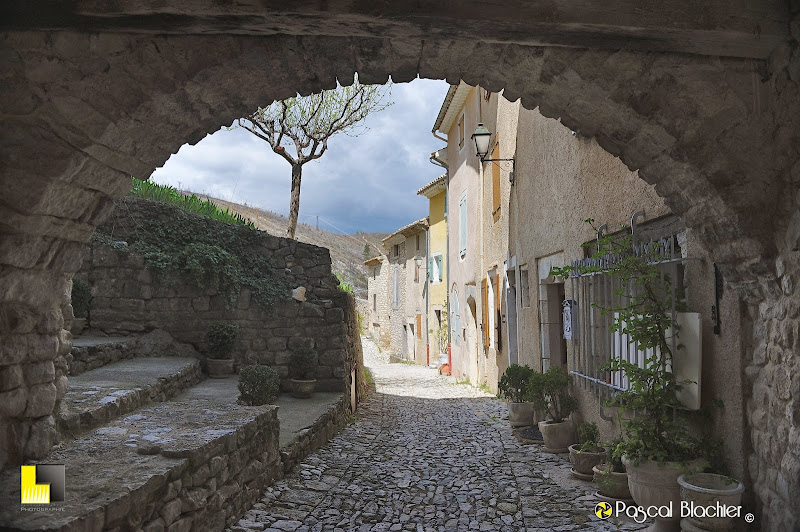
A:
230 337 646 532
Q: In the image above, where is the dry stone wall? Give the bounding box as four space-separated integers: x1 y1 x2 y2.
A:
74 198 361 394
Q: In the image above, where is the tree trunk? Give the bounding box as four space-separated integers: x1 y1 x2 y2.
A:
286 163 303 239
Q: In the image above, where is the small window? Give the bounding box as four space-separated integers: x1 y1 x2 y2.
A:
416 234 420 251
459 192 467 259
457 113 465 150
520 267 530 308
431 253 443 284
414 260 420 283
373 294 376 311
393 267 400 307
393 244 400 258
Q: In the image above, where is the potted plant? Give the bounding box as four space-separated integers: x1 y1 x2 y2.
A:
593 439 632 501
70 278 92 336
677 472 744 531
554 223 705 532
569 422 607 479
498 364 536 427
238 364 281 405
527 366 578 453
289 348 318 398
205 321 238 378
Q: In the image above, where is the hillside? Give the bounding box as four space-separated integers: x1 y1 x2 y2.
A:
195 195 387 298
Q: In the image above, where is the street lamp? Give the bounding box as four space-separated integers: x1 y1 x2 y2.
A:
470 123 515 181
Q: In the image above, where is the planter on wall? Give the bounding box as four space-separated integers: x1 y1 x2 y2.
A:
206 358 234 378
623 457 702 532
291 378 317 398
568 444 607 477
677 473 744 531
507 402 535 427
593 464 632 501
538 419 575 453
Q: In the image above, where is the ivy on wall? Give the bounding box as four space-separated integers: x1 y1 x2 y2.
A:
93 198 291 311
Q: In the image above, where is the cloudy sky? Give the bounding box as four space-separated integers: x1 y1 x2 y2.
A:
150 78 450 235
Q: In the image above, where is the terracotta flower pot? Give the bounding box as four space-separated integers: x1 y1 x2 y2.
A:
538 419 575 453
623 456 702 532
291 378 317 398
507 402 535 427
206 358 234 378
677 473 744 531
593 463 632 500
568 444 607 475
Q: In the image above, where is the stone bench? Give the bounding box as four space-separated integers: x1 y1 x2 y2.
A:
0 390 281 531
57 357 203 436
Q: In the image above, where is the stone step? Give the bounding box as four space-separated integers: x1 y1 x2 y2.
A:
57 357 203 436
68 336 138 375
0 379 281 531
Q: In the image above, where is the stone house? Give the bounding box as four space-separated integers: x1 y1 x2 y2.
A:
417 174 448 367
433 84 749 487
364 254 390 350
365 219 428 361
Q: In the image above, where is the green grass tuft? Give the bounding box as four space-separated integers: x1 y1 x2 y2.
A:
129 178 255 229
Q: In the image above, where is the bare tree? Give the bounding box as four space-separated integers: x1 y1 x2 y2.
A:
238 76 391 239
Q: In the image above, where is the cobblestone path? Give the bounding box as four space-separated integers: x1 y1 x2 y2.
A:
231 338 644 532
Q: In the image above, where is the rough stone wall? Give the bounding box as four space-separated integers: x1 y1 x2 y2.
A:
385 241 408 359
80 240 351 393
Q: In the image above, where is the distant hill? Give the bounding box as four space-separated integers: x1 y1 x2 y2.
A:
194 195 387 298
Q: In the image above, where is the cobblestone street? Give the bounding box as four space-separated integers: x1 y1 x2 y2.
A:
231 337 645 532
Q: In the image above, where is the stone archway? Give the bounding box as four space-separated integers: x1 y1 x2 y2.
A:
1 6 799 530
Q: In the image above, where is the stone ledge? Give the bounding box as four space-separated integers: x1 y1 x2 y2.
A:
0 396 281 531
280 394 351 474
57 357 203 436
68 336 137 376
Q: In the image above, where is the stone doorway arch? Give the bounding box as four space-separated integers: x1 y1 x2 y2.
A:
1 6 799 529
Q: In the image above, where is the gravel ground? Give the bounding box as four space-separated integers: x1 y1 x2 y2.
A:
230 336 646 532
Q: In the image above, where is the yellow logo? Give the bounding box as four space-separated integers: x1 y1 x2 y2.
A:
595 501 613 519
21 465 65 504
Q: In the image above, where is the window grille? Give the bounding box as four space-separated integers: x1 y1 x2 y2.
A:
565 229 700 406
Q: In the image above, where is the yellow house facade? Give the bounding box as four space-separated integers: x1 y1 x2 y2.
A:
417 174 448 366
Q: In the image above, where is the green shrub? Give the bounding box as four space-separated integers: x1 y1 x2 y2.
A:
289 348 318 380
238 365 280 405
525 366 578 423
205 322 239 359
71 279 93 318
335 273 354 294
578 422 601 452
498 364 535 403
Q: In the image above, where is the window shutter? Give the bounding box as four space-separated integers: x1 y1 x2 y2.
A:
437 256 443 282
495 274 501 349
429 257 434 281
481 279 489 348
459 195 467 257
416 314 422 338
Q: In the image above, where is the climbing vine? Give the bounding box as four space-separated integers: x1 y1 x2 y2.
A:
93 198 291 311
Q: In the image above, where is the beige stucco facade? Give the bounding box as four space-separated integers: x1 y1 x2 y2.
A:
507 105 747 484
432 84 747 484
364 254 391 349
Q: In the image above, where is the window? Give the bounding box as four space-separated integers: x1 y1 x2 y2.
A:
451 288 460 345
414 260 420 283
373 294 376 311
430 253 443 284
393 267 400 307
492 143 501 222
392 243 400 258
459 192 467 259
416 234 420 251
416 314 422 338
520 267 530 308
372 266 377 280
457 112 465 150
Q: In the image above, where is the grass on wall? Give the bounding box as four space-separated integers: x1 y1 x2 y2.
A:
129 177 255 229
